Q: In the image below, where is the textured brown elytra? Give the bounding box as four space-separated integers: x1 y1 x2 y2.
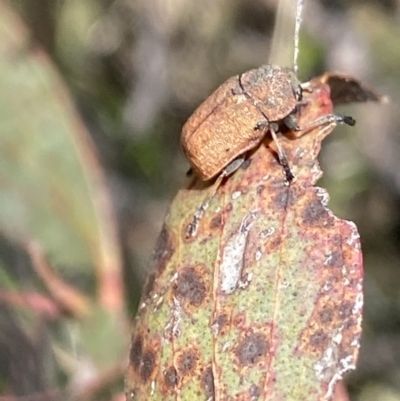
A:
181 64 302 181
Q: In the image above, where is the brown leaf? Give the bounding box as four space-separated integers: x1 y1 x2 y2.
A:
318 72 383 105
126 75 368 401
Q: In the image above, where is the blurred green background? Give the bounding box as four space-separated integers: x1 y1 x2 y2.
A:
0 0 398 400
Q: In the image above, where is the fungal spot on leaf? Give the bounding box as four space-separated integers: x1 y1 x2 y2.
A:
289 187 301 205
130 335 143 370
319 307 334 323
326 250 344 267
176 348 198 376
249 383 261 400
302 198 331 226
339 301 354 320
201 367 215 400
164 366 178 388
139 350 156 383
232 312 246 327
309 329 329 349
270 237 282 250
225 202 233 213
344 317 357 330
210 214 222 230
174 266 207 307
151 225 174 273
235 333 268 365
211 313 229 336
272 190 289 210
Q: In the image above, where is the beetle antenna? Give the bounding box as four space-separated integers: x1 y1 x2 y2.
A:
293 0 304 75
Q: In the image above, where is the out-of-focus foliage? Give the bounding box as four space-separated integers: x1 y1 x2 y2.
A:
0 0 399 400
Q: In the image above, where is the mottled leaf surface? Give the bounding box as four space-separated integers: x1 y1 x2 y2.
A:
126 76 366 401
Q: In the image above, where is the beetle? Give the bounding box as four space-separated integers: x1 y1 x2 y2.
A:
181 64 355 237
181 64 303 183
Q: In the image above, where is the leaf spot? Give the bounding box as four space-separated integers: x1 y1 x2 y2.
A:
139 349 156 383
302 198 331 225
309 329 329 349
164 366 178 388
130 335 143 370
249 384 261 400
211 313 228 336
210 214 222 230
176 348 198 377
174 266 207 307
201 367 215 400
319 307 334 323
235 332 268 366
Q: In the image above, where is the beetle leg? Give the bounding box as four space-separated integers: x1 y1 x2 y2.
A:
223 156 246 176
254 118 294 183
299 114 355 133
185 156 246 238
269 123 294 183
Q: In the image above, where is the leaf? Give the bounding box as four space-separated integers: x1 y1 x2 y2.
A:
318 72 383 105
0 2 123 312
126 75 370 401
